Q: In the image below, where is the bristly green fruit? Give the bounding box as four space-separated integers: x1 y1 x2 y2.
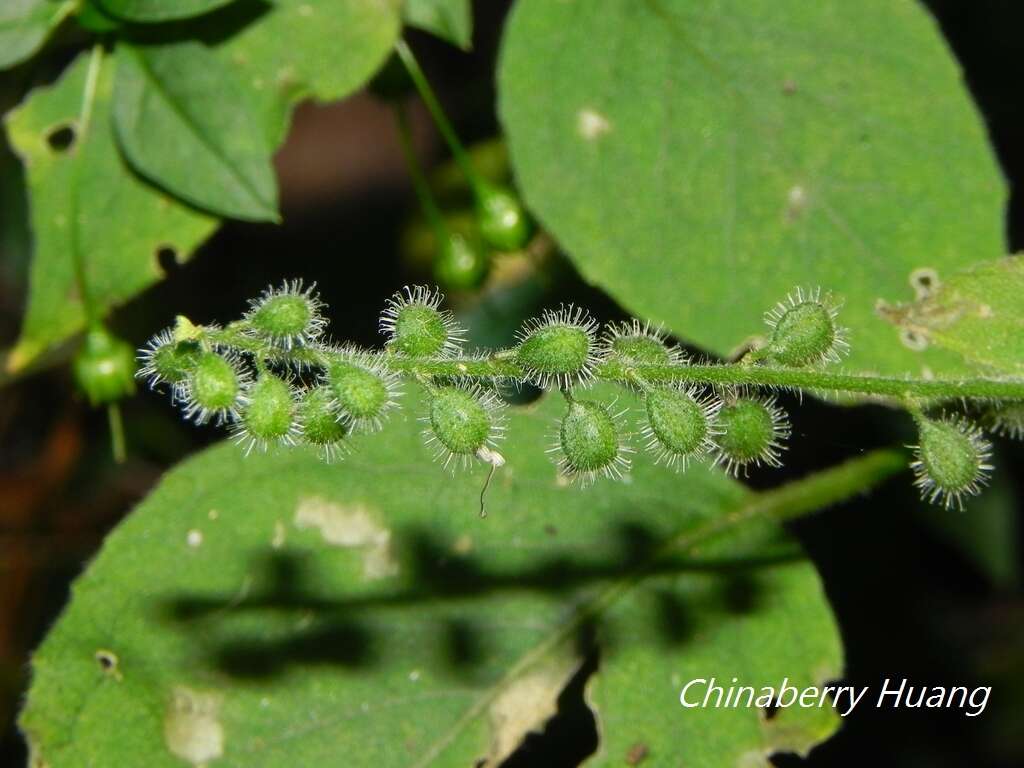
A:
185 351 243 424
515 306 599 389
327 353 400 433
763 287 848 367
715 394 790 476
475 182 532 251
137 330 201 396
245 279 325 349
298 386 348 461
380 285 465 357
433 232 490 291
424 385 505 469
73 327 137 407
552 399 630 485
987 401 1024 440
642 386 720 470
912 416 993 510
602 319 681 368
234 374 297 453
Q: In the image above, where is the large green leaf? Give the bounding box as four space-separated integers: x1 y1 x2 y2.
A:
498 0 1006 376
97 0 238 22
877 256 1024 377
0 0 75 70
4 52 217 372
404 0 472 50
213 0 404 145
114 41 279 222
21 389 849 766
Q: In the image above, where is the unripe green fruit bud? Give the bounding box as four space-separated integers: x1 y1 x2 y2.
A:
516 307 598 389
555 399 629 484
988 401 1024 440
475 183 532 251
764 288 847 366
245 280 325 349
380 286 464 357
187 352 240 422
299 386 346 447
327 358 397 432
912 417 992 509
73 327 136 407
433 233 490 291
601 320 681 383
715 396 789 475
427 387 499 466
150 340 201 385
643 387 718 468
240 374 296 448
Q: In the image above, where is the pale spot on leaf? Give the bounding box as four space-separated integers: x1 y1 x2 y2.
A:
164 687 224 767
186 529 203 548
576 108 611 140
293 497 398 580
271 521 286 549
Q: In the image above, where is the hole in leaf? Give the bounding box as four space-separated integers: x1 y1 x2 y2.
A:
156 245 180 274
499 649 599 768
45 123 76 152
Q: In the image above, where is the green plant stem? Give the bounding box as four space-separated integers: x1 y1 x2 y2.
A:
383 357 1024 402
394 40 484 194
392 101 449 241
70 43 105 327
201 325 1024 403
107 402 126 464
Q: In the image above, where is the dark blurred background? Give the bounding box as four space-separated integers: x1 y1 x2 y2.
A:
1 1 1022 765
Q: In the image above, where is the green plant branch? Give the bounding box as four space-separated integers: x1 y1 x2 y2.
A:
69 43 105 327
198 324 1024 404
394 39 484 194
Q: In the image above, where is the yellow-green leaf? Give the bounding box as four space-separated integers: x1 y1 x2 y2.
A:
114 41 279 222
20 390 849 766
4 52 217 372
404 0 472 50
877 256 1024 376
498 0 1007 376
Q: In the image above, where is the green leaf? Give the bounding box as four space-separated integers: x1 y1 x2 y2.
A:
97 0 238 23
0 0 75 70
877 256 1024 377
113 41 279 222
212 0 404 145
404 0 472 50
4 52 217 373
21 389 846 766
498 0 1006 376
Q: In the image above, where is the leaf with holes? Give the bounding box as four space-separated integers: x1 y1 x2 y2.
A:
0 0 76 70
209 0 403 145
19 387 863 766
97 0 238 22
498 0 1006 376
404 0 472 50
114 41 279 222
3 52 217 373
877 256 1024 377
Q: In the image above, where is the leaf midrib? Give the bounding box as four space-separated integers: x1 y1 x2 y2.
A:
126 44 274 215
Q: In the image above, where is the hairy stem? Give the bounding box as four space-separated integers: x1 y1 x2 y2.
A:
200 322 1024 404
